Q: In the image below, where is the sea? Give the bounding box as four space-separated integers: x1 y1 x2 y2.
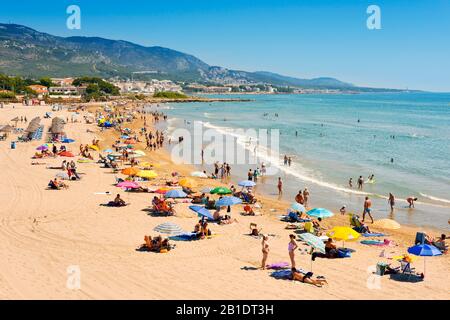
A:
146 92 450 231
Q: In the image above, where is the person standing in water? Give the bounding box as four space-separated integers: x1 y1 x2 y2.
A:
348 178 353 188
288 157 292 166
284 155 288 165
407 197 418 208
261 235 269 270
362 196 373 223
303 188 310 208
288 234 298 269
277 177 283 196
357 176 364 190
295 190 304 204
388 193 395 211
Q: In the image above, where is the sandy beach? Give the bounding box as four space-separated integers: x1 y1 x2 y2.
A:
0 102 448 300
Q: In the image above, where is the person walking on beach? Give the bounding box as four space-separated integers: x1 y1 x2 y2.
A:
295 190 304 204
288 234 298 269
348 178 353 188
253 168 259 182
277 177 283 196
261 235 269 270
362 196 373 223
284 155 288 165
388 193 395 211
248 169 253 181
288 157 292 166
303 188 310 208
407 196 417 208
357 176 364 190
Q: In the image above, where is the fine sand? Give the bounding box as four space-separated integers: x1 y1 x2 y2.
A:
0 102 448 299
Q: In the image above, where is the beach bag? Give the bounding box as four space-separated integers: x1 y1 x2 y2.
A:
376 262 387 275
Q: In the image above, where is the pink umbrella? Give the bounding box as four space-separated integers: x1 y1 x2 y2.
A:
116 181 140 189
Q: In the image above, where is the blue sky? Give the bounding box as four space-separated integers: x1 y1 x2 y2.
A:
1 0 449 91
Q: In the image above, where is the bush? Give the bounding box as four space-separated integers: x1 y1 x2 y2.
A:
153 91 188 99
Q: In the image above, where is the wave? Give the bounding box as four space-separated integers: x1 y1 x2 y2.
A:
420 193 450 204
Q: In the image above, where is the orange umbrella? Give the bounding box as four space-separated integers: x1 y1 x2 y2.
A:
155 187 171 194
59 151 74 157
121 167 140 176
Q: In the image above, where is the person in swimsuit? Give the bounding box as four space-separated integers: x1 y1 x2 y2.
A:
303 188 310 207
295 190 304 204
288 234 298 269
277 177 283 196
290 268 328 287
357 176 364 190
388 193 395 211
407 197 417 208
348 178 353 188
261 235 269 270
362 196 373 223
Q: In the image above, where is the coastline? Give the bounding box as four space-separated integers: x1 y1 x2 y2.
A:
0 101 448 299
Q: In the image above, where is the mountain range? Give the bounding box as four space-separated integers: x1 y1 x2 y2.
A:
0 23 392 91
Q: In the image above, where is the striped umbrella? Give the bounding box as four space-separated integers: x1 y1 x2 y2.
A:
153 222 185 236
298 233 326 254
291 203 306 213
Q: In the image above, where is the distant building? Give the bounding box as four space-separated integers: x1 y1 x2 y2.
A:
113 79 182 95
50 78 74 87
27 84 48 95
49 86 86 95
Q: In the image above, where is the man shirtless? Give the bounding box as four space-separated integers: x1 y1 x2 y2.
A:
362 196 373 223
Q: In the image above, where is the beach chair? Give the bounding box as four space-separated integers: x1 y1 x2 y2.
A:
414 232 426 245
350 214 367 233
399 260 416 279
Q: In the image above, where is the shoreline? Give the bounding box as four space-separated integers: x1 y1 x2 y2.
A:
0 101 448 299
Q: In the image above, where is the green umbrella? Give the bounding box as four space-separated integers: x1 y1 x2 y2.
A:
210 187 232 195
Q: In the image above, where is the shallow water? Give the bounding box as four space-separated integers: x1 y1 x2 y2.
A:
149 92 450 230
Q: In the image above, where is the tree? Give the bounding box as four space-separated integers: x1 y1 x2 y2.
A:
39 77 54 88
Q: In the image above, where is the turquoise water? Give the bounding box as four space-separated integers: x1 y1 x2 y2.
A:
156 92 450 230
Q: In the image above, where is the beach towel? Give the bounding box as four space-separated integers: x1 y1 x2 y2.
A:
169 232 197 241
361 240 385 246
270 268 307 280
266 262 290 270
362 233 386 237
337 248 352 258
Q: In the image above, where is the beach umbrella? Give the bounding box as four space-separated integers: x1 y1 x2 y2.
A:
210 187 232 195
116 181 140 189
36 145 48 151
307 208 334 219
88 145 99 151
238 180 256 188
215 196 242 207
291 203 306 213
327 226 360 248
55 172 70 180
373 219 401 230
165 189 188 198
191 171 208 178
133 150 146 156
189 205 214 221
136 170 158 179
103 149 113 153
121 167 140 176
62 138 75 143
125 138 137 144
153 222 185 236
179 178 197 188
155 187 171 194
59 151 74 157
407 244 442 276
139 161 153 168
298 233 326 271
121 135 130 139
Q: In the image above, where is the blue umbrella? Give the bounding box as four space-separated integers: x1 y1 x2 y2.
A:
291 203 306 213
103 149 113 153
121 135 130 139
238 180 256 188
215 196 242 207
307 208 334 219
407 244 442 276
189 205 214 220
62 138 75 143
164 189 188 198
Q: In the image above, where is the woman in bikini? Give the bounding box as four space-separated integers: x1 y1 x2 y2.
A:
288 234 298 269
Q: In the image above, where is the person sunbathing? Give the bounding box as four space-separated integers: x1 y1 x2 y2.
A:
250 223 262 236
219 215 238 225
191 193 205 204
291 268 328 287
432 234 447 253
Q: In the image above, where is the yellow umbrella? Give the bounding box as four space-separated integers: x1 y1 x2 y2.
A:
327 226 360 241
393 254 418 263
373 219 401 230
121 167 140 176
89 145 100 151
137 170 158 179
179 178 197 188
